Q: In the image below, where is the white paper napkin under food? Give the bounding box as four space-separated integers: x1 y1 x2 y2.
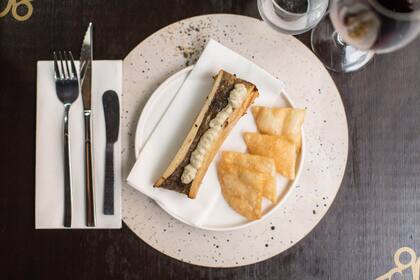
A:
127 40 285 226
36 61 122 229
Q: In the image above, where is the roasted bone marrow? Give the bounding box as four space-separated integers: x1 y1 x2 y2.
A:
154 70 259 198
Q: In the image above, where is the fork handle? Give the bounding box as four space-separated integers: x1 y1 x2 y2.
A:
84 112 96 227
63 105 72 227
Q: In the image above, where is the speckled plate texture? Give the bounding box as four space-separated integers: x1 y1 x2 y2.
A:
122 14 348 267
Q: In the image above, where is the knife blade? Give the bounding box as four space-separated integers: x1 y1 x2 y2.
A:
80 23 92 110
102 90 120 215
80 22 96 227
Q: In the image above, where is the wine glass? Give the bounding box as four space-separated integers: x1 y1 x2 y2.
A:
258 0 329 35
311 0 420 72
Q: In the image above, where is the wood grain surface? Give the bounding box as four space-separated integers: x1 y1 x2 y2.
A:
1 0 420 279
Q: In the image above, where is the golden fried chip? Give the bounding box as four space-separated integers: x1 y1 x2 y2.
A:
221 151 277 202
243 132 297 179
252 106 305 148
217 162 265 220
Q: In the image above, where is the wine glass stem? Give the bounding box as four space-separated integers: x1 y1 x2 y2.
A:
310 14 374 73
335 33 346 46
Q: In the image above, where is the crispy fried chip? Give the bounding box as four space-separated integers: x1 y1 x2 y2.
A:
221 151 277 202
252 106 305 148
217 162 265 220
243 132 297 179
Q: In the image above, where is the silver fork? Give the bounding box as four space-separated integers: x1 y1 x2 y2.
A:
53 51 79 228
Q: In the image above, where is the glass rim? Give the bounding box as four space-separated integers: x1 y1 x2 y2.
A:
368 0 420 21
257 0 329 35
270 0 307 16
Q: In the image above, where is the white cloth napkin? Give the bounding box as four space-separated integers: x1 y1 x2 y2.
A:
127 40 285 226
36 61 122 229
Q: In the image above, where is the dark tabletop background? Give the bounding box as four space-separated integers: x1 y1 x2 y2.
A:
1 0 420 279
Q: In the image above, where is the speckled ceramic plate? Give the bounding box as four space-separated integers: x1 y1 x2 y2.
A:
122 14 348 267
133 65 304 231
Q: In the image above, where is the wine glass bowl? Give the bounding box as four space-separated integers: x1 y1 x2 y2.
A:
331 0 420 53
312 0 420 72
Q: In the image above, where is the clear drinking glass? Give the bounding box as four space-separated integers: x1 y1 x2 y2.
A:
258 0 329 35
311 0 420 72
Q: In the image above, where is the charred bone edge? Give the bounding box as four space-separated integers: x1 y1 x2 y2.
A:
154 70 259 199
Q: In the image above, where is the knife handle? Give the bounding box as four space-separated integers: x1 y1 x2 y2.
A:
84 113 95 227
104 143 114 215
63 105 72 227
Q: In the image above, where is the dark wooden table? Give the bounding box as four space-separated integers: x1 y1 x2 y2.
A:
1 0 420 279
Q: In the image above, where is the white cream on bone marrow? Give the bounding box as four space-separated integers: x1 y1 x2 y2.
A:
181 83 248 184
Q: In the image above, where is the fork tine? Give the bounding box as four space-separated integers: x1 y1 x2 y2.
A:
53 51 61 79
59 51 67 79
63 51 72 78
68 51 78 79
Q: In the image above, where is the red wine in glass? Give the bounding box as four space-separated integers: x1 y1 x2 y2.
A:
376 0 417 13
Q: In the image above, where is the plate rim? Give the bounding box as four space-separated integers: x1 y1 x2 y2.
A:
134 65 305 231
134 66 194 157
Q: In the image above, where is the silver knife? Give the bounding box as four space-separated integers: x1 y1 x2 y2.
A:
80 22 96 227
